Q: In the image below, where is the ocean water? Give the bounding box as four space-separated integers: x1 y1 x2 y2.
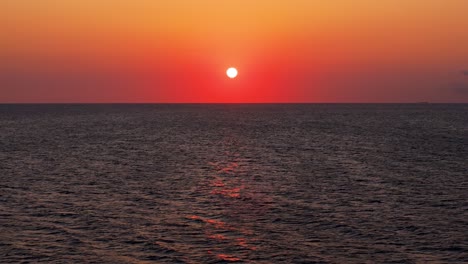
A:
0 104 467 263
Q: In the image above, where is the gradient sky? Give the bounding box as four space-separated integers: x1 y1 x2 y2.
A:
1 0 468 103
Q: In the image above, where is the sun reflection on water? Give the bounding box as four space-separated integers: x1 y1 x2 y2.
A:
185 146 264 262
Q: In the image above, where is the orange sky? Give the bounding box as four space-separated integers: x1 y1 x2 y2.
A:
1 0 468 102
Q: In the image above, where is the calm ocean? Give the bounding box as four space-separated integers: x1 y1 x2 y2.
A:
1 104 467 263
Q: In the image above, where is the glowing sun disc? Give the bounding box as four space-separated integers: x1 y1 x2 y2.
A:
226 67 238 78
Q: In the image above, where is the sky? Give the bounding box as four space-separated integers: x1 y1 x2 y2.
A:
1 0 468 103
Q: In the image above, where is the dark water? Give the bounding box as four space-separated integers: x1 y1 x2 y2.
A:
0 104 467 263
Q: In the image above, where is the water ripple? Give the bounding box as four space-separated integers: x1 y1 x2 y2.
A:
0 104 467 263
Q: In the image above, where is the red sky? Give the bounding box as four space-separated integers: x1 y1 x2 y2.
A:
1 0 468 103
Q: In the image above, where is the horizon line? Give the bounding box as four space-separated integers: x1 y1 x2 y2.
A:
1 102 467 105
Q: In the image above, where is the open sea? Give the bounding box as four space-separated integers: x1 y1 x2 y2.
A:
0 104 467 263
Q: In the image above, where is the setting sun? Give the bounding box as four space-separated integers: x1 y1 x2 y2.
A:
226 67 238 79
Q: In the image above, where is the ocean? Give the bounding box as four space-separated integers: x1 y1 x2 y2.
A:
0 104 467 263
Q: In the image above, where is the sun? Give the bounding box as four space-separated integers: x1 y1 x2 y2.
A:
226 67 238 79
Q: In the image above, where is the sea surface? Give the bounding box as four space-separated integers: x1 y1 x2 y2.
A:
0 104 467 263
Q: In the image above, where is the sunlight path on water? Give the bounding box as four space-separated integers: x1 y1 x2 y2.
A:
185 137 265 262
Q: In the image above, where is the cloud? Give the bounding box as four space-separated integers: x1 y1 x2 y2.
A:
462 70 468 76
